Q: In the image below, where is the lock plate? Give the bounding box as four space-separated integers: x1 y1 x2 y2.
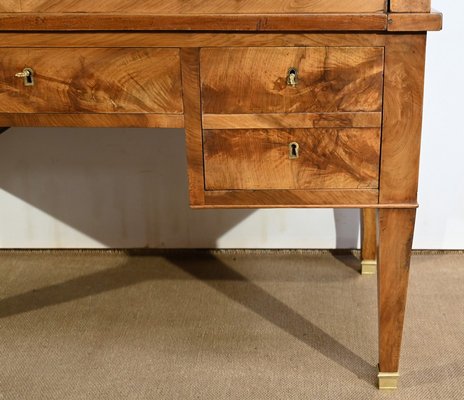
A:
287 67 298 87
15 68 34 86
289 142 299 159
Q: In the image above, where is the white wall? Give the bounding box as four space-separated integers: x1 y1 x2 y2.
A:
414 0 464 249
0 0 461 249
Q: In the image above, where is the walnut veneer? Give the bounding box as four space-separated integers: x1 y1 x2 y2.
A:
0 0 442 390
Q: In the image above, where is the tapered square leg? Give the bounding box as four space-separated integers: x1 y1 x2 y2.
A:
377 208 416 390
361 208 377 275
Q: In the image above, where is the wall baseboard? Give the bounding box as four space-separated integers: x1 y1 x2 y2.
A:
0 248 463 256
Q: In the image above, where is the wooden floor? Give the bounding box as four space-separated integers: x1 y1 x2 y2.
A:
0 250 462 399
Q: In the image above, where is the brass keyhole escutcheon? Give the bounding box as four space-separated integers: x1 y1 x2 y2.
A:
287 67 298 87
289 142 299 159
15 67 34 86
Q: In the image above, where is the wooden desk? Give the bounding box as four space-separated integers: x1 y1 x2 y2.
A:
0 0 442 390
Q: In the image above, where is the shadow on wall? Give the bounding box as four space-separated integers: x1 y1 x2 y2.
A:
0 128 360 248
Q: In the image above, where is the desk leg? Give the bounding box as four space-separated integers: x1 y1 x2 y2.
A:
377 208 416 390
361 208 377 275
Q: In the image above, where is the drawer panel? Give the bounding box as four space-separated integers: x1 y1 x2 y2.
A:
203 128 380 190
201 47 384 114
0 48 183 114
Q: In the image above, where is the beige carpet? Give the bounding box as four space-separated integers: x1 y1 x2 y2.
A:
0 250 463 399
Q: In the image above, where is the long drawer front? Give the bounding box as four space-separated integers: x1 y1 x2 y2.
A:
0 48 183 114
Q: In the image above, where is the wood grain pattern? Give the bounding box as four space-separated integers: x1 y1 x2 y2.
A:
0 0 387 14
380 35 427 204
202 190 380 208
203 113 382 130
361 208 377 262
0 48 183 114
387 11 442 31
0 114 183 128
201 47 384 114
0 13 389 32
378 208 416 373
0 33 388 48
203 128 381 190
390 0 431 13
181 48 205 206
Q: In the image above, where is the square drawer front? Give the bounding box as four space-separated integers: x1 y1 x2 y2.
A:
201 47 384 114
203 128 381 190
0 48 183 114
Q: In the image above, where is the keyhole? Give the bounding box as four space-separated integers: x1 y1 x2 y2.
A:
291 143 297 157
24 68 34 86
287 67 298 87
289 142 299 159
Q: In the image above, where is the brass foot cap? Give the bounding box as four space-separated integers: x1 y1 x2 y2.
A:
361 260 377 275
378 372 399 390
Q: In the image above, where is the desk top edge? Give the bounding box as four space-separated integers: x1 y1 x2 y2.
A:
0 12 442 32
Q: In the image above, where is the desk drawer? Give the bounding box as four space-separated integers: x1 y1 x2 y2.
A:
201 47 384 115
0 48 183 114
203 128 380 190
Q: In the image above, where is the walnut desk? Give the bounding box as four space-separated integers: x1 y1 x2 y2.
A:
0 1 442 390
